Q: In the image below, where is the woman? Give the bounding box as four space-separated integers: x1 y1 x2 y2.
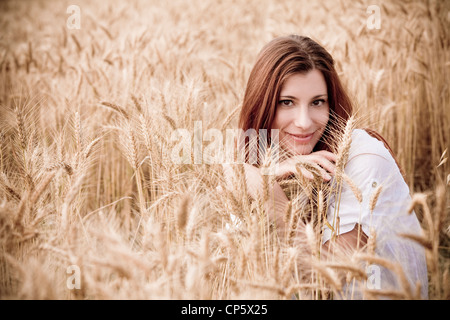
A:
224 35 428 298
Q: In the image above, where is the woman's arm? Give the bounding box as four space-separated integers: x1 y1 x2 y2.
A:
222 150 337 237
323 224 368 255
244 163 291 233
223 158 368 254
222 162 291 234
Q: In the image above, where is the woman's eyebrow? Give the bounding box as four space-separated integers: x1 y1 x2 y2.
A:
279 95 298 100
311 94 328 99
279 94 328 100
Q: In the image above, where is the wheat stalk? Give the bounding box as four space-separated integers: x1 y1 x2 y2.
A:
369 184 383 213
176 193 190 233
100 101 130 119
220 104 241 130
342 173 363 203
334 115 355 185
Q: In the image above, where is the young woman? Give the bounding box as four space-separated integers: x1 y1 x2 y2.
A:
225 35 428 298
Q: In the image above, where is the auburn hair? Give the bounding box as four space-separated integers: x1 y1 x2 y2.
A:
238 35 353 154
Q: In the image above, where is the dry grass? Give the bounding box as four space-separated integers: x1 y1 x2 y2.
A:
0 0 448 300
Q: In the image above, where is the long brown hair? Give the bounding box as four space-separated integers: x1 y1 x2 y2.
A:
238 35 353 154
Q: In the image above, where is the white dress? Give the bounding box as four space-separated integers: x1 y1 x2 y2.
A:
322 129 428 299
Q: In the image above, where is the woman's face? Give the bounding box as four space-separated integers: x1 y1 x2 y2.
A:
271 69 330 155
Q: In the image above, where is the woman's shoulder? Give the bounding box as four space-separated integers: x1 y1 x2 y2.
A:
341 129 408 197
348 129 393 163
343 128 405 187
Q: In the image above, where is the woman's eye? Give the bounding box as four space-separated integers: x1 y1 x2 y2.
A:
279 100 293 106
312 99 326 107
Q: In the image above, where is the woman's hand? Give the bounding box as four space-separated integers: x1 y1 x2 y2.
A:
275 150 337 181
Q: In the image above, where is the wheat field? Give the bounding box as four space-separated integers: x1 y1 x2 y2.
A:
0 0 449 300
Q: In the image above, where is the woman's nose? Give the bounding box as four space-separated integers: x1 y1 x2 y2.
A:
293 106 312 129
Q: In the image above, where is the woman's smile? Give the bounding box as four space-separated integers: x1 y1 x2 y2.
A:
285 131 316 143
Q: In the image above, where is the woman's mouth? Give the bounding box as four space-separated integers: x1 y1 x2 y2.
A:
286 131 315 143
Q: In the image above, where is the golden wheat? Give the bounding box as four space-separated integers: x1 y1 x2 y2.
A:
0 0 447 301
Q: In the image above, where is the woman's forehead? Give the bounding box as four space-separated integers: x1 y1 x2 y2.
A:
280 70 327 98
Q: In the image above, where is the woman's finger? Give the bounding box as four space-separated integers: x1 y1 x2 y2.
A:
293 154 336 175
311 156 336 175
298 167 315 180
301 163 332 181
312 150 337 163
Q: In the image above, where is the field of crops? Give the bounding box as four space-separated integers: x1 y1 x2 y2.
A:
0 0 448 299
